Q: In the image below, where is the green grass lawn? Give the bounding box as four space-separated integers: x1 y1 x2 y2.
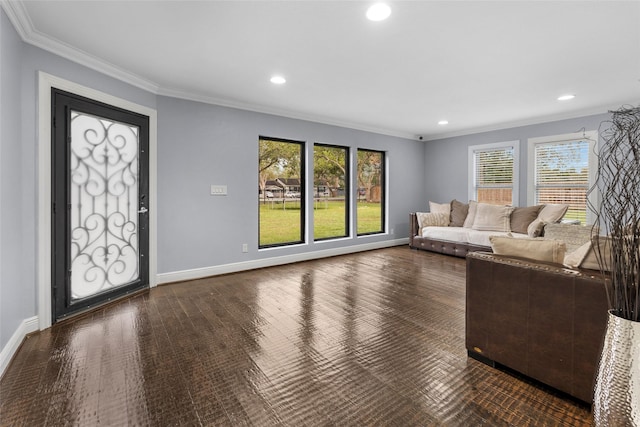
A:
259 200 382 246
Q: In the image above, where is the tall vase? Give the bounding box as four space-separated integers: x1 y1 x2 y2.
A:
593 310 640 426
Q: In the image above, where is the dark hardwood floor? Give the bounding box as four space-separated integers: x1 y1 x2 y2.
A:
0 246 592 426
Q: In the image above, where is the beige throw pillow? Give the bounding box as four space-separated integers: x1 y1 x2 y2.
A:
416 212 450 229
490 236 566 264
429 201 451 226
539 204 570 222
563 241 594 269
449 199 469 227
564 236 613 271
544 223 595 253
510 205 542 234
463 201 477 228
585 236 613 270
527 220 547 238
527 204 569 237
472 203 514 232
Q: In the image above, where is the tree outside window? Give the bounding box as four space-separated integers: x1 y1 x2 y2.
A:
357 149 385 235
258 137 304 247
533 140 591 223
314 144 349 240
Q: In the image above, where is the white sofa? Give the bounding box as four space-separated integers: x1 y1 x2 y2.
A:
409 200 569 258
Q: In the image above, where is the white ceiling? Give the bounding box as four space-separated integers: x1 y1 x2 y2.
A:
5 1 640 140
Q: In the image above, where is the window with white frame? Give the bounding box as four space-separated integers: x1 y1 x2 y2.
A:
468 141 519 205
528 131 597 225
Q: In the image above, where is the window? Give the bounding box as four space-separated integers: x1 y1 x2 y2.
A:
528 131 597 224
314 144 349 240
258 137 305 248
357 149 385 235
468 141 519 205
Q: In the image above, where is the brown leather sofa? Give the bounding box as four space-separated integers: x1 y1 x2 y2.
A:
466 252 609 403
409 212 489 257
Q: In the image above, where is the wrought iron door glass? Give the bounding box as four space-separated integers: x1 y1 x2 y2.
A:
70 110 140 300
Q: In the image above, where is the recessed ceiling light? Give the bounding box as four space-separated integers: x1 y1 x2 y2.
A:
366 3 391 21
438 120 449 125
270 75 286 85
557 94 575 101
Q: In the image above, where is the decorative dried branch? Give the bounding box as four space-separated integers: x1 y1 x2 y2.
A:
589 106 640 321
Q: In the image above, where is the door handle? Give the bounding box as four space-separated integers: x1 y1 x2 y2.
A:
138 207 148 214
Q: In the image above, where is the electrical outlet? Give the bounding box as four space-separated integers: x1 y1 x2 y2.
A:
242 243 248 253
210 185 227 195
391 228 394 234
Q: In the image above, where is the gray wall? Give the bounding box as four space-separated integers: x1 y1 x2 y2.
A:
1 8 27 350
424 113 611 207
0 7 157 351
0 7 425 352
157 96 425 273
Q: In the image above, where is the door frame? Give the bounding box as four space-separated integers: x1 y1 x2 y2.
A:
38 72 158 330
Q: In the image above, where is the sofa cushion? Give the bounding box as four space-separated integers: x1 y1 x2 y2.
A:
564 241 594 269
416 212 449 229
463 200 477 228
420 227 529 248
527 220 547 238
429 201 451 226
543 223 594 252
510 205 543 234
564 236 613 271
527 204 569 237
490 236 566 264
449 199 469 227
472 203 514 232
539 203 570 222
421 226 470 243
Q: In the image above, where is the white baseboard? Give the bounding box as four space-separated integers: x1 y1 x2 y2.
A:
0 316 39 378
158 238 409 285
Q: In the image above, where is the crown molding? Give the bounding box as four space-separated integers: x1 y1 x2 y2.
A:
2 0 159 93
1 0 31 39
422 100 640 142
31 32 160 94
157 86 416 140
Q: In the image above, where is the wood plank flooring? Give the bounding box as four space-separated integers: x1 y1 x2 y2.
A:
0 246 593 426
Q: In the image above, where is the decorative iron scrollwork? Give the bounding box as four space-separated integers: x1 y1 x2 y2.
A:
69 111 139 300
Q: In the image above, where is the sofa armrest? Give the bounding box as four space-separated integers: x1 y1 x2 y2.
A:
410 212 419 236
409 213 419 248
465 251 608 403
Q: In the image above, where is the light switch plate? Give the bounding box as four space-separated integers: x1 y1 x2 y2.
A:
210 185 227 196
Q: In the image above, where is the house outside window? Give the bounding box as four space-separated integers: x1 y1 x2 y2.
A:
258 137 305 248
528 131 598 224
468 141 519 205
357 149 385 235
313 144 349 241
